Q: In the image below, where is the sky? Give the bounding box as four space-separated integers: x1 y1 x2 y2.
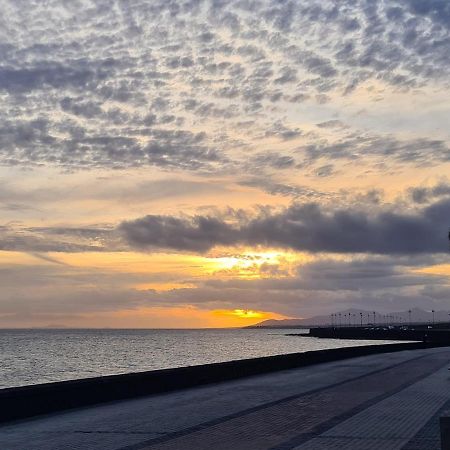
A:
1 0 450 328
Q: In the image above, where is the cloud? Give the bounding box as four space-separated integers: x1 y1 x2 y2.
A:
0 224 118 253
0 119 225 171
299 134 450 168
1 249 449 323
408 181 450 204
119 215 239 253
0 59 113 93
0 176 233 208
238 178 327 199
205 256 447 292
406 0 450 27
248 152 295 170
316 120 347 129
0 0 448 176
120 197 450 255
264 121 302 140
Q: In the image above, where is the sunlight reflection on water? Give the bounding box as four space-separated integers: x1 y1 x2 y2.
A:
0 328 400 388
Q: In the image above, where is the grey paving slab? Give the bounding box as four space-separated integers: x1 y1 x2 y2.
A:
294 437 407 450
401 396 450 450
0 347 449 450
293 363 450 450
129 350 449 450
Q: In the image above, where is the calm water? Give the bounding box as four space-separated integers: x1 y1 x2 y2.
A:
0 328 398 389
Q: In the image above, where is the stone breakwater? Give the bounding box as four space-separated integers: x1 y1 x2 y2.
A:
307 325 450 342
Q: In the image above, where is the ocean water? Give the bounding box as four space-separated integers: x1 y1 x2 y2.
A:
0 328 398 389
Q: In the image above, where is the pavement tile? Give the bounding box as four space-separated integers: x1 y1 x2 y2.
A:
131 351 450 450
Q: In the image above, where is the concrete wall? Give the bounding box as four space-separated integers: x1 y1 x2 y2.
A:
309 327 450 342
0 342 441 423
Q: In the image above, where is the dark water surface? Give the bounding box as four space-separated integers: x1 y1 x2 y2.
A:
0 328 398 389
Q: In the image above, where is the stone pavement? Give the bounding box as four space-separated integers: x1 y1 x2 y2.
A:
1 347 450 450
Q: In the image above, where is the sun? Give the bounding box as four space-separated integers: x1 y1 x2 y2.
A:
212 308 288 323
205 248 302 279
232 309 265 319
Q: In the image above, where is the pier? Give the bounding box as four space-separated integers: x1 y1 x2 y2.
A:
306 323 450 343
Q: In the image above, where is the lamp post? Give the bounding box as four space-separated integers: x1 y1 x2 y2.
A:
360 312 363 327
408 309 412 326
432 310 435 326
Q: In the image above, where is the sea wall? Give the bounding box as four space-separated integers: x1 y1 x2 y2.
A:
308 327 450 342
0 342 442 423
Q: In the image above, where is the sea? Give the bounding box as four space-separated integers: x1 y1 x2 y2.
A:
0 328 398 389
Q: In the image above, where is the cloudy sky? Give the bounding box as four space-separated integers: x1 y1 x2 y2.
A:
1 0 450 328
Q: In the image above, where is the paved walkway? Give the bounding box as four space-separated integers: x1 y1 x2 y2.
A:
1 347 450 450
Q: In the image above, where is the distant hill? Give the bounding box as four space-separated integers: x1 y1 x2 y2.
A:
248 307 450 328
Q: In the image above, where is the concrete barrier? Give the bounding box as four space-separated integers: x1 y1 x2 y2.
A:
0 342 443 423
441 413 450 450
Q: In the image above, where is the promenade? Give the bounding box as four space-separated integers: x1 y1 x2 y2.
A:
1 346 450 450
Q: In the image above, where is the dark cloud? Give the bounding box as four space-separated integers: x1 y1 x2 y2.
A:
273 66 297 84
0 119 224 171
120 197 450 255
60 97 103 119
406 0 450 27
239 178 327 199
408 182 450 204
314 164 335 177
248 152 295 170
264 121 302 140
316 120 346 129
298 134 450 168
0 60 112 93
119 215 239 253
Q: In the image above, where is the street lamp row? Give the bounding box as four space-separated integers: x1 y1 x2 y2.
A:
330 310 441 327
